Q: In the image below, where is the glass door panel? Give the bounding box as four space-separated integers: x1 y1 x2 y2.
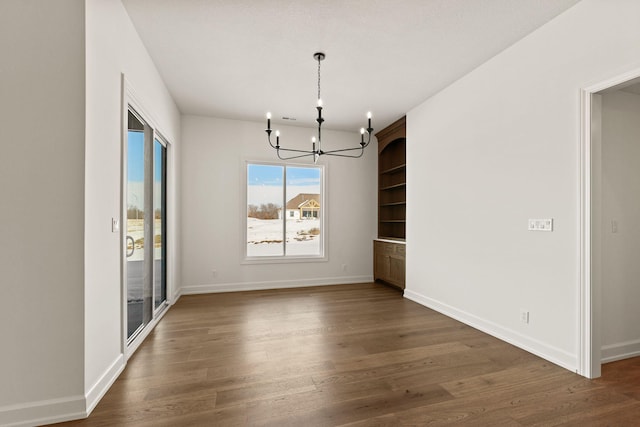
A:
153 139 167 310
126 111 146 340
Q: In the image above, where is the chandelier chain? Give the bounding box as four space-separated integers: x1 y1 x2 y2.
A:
317 57 321 101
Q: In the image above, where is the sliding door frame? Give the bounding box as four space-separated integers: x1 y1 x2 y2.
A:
121 76 171 359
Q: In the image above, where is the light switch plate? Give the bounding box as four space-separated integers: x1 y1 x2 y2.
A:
112 218 120 233
528 218 553 231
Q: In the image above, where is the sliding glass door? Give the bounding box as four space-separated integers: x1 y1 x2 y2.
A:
126 108 167 343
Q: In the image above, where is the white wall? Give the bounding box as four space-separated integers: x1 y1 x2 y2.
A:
600 90 640 362
180 116 376 293
84 0 181 414
0 0 86 424
405 0 640 372
0 0 181 424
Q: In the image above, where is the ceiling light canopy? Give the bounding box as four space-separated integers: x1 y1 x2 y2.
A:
265 52 373 163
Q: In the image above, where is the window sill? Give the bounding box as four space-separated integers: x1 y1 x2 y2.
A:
242 254 328 265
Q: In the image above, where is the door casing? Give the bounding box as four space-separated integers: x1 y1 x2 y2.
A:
579 67 640 378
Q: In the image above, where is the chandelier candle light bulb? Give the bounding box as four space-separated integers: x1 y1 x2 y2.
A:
264 52 374 163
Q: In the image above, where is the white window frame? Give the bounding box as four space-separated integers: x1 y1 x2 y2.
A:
243 160 327 264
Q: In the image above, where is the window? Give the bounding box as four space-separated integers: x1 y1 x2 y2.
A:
246 162 324 259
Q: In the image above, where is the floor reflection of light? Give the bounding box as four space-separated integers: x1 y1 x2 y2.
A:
237 293 334 369
240 303 274 365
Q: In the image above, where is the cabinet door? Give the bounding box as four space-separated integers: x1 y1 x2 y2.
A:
389 256 405 288
374 242 390 281
373 241 405 289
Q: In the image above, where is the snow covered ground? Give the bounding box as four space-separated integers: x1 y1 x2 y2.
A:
247 217 321 256
126 218 322 259
125 219 162 261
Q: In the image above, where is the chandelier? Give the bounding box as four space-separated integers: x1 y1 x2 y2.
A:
265 52 373 163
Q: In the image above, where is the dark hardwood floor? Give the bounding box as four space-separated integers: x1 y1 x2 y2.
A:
56 283 640 426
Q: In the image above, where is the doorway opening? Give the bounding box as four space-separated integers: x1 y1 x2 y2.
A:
581 69 640 378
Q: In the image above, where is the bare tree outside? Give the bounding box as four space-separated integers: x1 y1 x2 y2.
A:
247 203 280 219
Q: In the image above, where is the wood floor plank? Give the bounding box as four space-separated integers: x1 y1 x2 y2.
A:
259 383 454 427
54 283 640 426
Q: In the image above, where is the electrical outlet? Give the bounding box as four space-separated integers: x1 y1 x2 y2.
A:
341 264 347 272
528 218 553 232
212 270 217 278
112 218 120 233
520 309 530 324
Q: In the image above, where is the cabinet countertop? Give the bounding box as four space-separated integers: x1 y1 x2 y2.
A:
374 239 406 245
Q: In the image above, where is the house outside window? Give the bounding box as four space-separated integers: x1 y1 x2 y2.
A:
286 193 320 220
246 162 324 259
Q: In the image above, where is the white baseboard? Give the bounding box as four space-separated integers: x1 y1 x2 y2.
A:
85 353 125 415
403 289 577 372
0 395 86 427
171 287 183 304
1 290 186 426
601 339 640 363
180 275 374 295
0 353 126 426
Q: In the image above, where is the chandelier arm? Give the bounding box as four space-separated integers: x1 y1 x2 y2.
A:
276 151 317 161
321 131 372 154
361 132 373 148
266 133 279 149
323 150 365 159
321 146 366 155
275 147 318 155
321 146 364 154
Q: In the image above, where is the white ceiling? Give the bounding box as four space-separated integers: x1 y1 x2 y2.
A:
122 0 581 132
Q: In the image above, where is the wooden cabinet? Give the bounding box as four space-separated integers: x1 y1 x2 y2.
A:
374 116 406 290
374 240 405 290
